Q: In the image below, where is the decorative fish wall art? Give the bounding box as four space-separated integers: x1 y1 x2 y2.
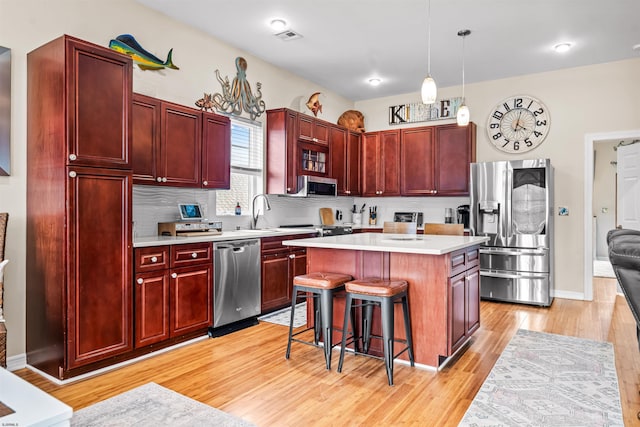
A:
306 92 322 116
109 34 179 71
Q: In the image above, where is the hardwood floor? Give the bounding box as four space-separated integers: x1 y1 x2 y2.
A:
14 277 640 426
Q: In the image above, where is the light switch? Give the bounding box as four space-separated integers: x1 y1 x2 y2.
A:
601 207 609 213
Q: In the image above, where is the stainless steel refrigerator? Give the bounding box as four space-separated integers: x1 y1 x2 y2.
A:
470 159 554 306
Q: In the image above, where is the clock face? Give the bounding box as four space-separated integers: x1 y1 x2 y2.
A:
486 95 550 154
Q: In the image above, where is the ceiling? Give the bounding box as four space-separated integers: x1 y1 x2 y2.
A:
135 0 640 102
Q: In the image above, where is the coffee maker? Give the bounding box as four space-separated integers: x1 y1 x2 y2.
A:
457 204 470 228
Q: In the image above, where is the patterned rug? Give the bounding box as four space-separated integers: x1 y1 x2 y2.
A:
71 383 255 426
459 329 623 426
258 302 306 327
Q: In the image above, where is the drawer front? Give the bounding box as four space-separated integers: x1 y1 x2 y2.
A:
465 247 479 269
449 248 467 277
135 246 170 272
479 247 549 273
171 242 212 267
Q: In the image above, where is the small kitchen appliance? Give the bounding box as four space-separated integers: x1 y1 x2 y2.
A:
393 212 423 227
457 205 470 228
157 221 222 237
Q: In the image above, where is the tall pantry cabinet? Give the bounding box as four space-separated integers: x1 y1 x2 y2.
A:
26 35 133 379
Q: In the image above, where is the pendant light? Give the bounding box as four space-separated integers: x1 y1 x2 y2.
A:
456 29 471 126
420 0 437 104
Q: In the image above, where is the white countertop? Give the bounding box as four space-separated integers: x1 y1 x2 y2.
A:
133 228 317 248
282 232 489 255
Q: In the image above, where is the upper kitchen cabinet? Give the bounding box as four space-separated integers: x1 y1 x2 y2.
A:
132 94 230 188
298 113 329 145
201 111 231 189
26 35 133 379
434 123 476 196
362 130 400 197
267 108 299 194
330 127 361 196
400 122 476 196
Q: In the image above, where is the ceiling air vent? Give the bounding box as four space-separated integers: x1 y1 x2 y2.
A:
275 30 303 41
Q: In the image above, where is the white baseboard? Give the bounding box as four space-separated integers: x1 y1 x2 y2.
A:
553 290 585 300
6 353 27 372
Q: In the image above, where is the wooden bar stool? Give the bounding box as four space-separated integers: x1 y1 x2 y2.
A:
338 278 414 386
286 272 353 370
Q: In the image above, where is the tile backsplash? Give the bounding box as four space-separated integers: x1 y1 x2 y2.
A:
133 185 470 237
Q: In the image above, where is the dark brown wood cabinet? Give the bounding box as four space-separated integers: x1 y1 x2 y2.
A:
331 127 361 196
400 122 476 196
266 108 299 194
362 130 400 196
132 94 230 188
134 243 212 349
26 35 133 379
298 113 329 145
448 246 480 354
201 112 231 189
261 234 315 313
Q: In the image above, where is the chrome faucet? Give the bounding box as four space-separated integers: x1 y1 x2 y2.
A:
251 194 272 229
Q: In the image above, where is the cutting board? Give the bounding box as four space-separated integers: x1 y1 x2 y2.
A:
319 208 334 225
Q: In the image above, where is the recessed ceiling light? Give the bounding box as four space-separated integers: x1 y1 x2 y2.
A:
368 78 382 86
270 19 287 31
553 43 572 53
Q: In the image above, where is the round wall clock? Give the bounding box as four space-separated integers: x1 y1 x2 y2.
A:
486 95 550 154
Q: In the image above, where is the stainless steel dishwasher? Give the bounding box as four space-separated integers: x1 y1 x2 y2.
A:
213 239 261 328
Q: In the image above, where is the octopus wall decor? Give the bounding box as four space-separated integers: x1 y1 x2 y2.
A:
197 57 266 120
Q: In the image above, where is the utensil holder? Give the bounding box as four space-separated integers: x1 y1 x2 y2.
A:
352 213 363 225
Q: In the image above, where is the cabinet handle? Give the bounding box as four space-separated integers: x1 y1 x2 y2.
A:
69 154 77 161
203 181 208 186
289 254 295 259
286 187 291 191
312 137 318 142
345 190 350 194
150 256 158 263
191 252 198 258
162 177 167 183
156 177 162 182
69 171 77 178
137 278 144 284
171 272 178 279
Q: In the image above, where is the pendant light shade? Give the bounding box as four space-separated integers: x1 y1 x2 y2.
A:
421 0 437 104
456 29 471 126
421 75 437 104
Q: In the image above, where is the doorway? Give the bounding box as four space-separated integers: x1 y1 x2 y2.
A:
584 129 640 300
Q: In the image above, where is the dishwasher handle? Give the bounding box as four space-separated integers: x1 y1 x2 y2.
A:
233 247 245 253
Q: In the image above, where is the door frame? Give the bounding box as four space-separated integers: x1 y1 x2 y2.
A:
584 129 640 301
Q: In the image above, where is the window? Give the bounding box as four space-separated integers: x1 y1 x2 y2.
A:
216 117 264 216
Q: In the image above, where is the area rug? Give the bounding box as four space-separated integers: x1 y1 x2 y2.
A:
459 329 623 427
258 302 306 327
71 383 255 426
594 259 616 278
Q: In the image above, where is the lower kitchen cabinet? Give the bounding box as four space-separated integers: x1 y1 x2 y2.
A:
134 242 212 348
261 234 314 313
448 246 480 354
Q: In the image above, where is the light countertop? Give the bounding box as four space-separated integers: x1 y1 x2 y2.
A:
133 228 316 248
282 232 489 255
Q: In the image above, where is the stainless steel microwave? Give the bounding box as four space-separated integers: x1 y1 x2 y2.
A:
294 175 337 197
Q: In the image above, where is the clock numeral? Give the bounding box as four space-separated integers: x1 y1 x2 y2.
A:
536 120 547 126
533 130 543 138
527 99 534 109
492 111 503 120
533 108 544 116
524 138 533 147
513 141 520 151
502 102 511 112
502 139 510 148
492 132 502 140
490 123 500 129
514 98 523 108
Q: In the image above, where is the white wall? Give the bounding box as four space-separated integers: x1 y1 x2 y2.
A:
356 59 640 300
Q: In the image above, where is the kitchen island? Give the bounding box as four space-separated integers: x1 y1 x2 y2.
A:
283 233 489 368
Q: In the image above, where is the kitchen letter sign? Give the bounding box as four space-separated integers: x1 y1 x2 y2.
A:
389 97 462 125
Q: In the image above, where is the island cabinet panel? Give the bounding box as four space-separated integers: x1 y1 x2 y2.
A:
133 243 212 349
330 127 361 196
303 243 483 367
26 35 133 379
362 130 400 197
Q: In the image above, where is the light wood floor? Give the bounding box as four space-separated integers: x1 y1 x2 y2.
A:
14 278 640 426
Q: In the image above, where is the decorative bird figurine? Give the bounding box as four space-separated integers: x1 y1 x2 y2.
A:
306 92 322 116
